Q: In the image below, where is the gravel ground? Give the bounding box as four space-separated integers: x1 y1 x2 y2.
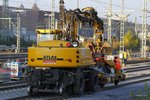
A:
0 88 27 100
67 81 150 100
0 81 149 100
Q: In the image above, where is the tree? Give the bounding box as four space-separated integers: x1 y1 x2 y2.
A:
124 30 140 50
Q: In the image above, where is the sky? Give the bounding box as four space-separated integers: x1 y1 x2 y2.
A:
0 0 150 24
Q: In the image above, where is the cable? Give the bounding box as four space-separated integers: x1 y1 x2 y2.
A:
104 21 121 32
91 0 139 12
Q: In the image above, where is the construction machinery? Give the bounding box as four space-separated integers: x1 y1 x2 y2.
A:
28 28 99 95
27 5 104 95
27 1 125 95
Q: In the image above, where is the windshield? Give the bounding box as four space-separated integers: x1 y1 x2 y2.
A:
38 33 62 42
39 34 54 42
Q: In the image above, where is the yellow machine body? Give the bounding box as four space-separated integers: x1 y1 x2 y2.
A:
28 47 94 68
28 29 95 68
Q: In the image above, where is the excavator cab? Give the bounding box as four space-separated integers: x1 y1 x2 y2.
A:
35 29 79 48
36 29 63 42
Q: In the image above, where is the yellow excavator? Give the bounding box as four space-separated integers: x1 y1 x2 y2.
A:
27 1 124 95
27 6 103 95
28 30 99 95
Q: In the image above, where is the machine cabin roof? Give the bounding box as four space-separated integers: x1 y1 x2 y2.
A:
36 29 64 34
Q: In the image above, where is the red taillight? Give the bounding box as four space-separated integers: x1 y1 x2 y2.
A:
68 59 72 62
66 43 72 47
31 58 35 62
95 57 100 61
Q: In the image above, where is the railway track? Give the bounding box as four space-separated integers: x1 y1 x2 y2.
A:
5 66 150 100
0 64 148 91
124 65 150 73
0 53 27 64
0 74 149 92
8 74 150 100
0 62 149 99
0 81 27 91
0 53 27 59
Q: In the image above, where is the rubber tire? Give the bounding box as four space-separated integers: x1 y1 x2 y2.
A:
88 71 99 91
114 80 119 86
73 72 85 95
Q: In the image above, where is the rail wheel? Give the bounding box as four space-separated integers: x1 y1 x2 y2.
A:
88 71 99 91
58 84 66 95
73 71 85 94
27 85 34 96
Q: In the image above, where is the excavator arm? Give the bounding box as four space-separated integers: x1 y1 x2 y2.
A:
63 7 104 43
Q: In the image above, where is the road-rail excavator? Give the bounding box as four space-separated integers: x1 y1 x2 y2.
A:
27 0 125 95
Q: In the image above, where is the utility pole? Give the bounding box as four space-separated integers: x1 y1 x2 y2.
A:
51 0 55 29
59 0 65 29
107 0 112 43
141 0 147 58
119 0 125 67
135 17 138 35
13 10 23 53
0 18 12 30
120 0 125 58
16 11 21 53
77 0 79 8
2 0 9 17
2 0 9 29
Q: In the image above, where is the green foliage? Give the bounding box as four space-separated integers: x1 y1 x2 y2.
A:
144 84 150 99
138 89 142 96
129 84 150 100
124 30 140 50
129 91 135 97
